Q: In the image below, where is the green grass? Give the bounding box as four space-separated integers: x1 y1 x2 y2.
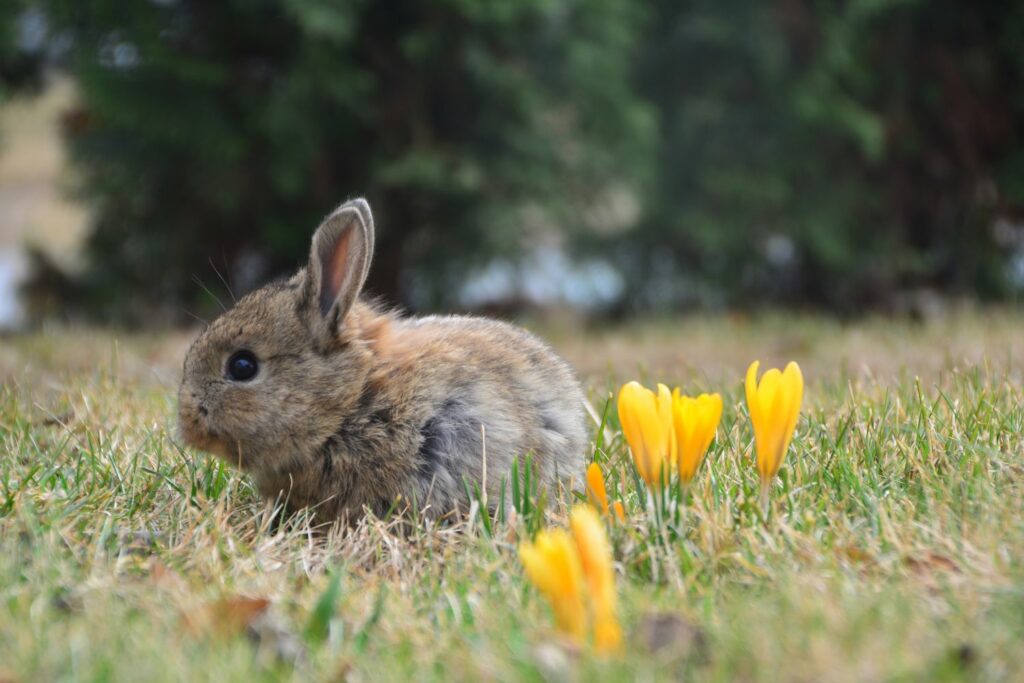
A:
2 311 1024 681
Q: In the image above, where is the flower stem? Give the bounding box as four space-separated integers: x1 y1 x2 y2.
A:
759 480 771 521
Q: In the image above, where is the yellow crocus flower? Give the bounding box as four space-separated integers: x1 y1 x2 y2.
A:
570 505 622 653
586 462 611 516
612 501 626 523
617 381 674 489
745 361 804 487
519 506 623 653
519 529 587 641
585 462 627 523
671 390 723 483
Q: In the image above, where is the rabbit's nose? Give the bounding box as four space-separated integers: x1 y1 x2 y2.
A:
179 389 207 418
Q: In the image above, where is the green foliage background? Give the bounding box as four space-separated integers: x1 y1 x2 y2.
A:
8 0 1024 317
1 0 43 98
623 0 1024 312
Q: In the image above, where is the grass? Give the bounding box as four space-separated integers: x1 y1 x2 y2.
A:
2 309 1024 681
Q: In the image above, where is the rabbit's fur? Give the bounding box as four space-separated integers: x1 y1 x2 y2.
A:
178 199 588 522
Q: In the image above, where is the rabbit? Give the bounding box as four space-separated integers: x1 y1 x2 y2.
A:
178 198 588 523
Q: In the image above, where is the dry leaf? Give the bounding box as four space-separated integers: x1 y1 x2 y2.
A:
836 544 875 565
182 596 271 639
149 560 186 590
905 552 960 575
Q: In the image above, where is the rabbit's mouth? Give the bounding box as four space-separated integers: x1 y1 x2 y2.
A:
179 413 226 456
181 424 250 469
177 407 256 470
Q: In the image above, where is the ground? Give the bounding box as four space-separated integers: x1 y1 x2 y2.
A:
2 310 1023 681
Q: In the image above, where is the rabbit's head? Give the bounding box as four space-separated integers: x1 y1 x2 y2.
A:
178 199 377 478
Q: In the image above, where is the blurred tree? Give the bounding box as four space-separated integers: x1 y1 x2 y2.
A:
24 0 1024 318
610 0 1024 313
0 2 45 100
41 0 651 320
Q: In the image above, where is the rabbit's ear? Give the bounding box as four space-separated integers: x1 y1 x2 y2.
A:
304 199 374 333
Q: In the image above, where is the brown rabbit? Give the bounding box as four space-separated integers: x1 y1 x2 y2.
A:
178 199 588 523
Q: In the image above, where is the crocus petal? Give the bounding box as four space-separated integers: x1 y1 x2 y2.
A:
586 462 610 515
673 396 697 481
758 368 787 478
618 382 668 489
672 391 722 483
618 383 648 443
519 530 587 640
612 501 626 523
745 361 763 458
594 617 623 654
692 393 720 464
640 404 667 484
570 505 621 653
777 362 804 466
699 393 723 457
617 383 647 467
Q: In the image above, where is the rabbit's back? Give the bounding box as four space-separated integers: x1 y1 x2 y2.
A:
387 314 589 497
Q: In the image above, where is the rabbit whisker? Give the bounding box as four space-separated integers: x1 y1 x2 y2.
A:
192 274 227 313
210 256 237 304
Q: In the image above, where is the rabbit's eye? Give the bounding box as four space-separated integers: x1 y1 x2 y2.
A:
226 350 259 382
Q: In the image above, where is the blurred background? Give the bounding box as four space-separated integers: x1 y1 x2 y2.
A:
1 0 1023 330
